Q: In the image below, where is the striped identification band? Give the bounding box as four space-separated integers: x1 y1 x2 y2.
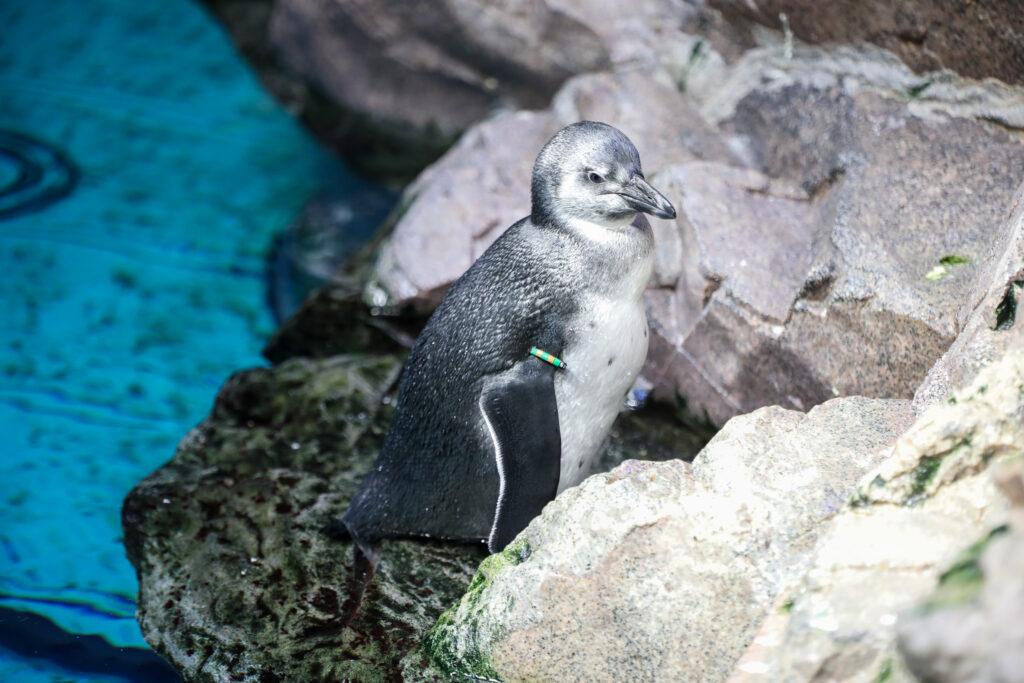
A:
529 346 567 370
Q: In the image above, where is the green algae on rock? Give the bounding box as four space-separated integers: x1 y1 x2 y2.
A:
122 354 486 681
424 537 532 680
854 349 1024 509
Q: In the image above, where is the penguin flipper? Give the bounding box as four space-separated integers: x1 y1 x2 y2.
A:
480 360 561 553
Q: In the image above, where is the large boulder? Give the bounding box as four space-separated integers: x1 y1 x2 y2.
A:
426 344 1024 681
425 396 914 680
268 0 611 141
896 462 1024 682
738 346 1024 681
122 354 487 681
707 0 1024 87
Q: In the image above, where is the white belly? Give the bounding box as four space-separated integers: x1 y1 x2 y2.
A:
554 294 648 492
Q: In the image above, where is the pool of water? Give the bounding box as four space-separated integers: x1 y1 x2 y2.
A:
0 1 380 679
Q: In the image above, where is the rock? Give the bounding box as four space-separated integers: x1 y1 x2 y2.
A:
262 287 412 364
913 178 1024 413
550 68 741 173
267 183 394 323
365 110 559 311
122 354 488 681
707 0 1024 87
896 463 1024 682
645 43 1024 426
425 396 913 681
268 0 610 140
549 0 699 68
738 347 1024 682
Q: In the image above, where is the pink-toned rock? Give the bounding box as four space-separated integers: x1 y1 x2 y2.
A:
708 0 1024 86
644 56 1024 426
551 69 741 173
366 111 559 311
913 178 1024 413
268 0 610 138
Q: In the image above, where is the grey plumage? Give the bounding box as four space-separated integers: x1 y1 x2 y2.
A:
342 121 675 553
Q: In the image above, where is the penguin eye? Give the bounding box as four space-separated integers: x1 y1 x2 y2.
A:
587 171 605 184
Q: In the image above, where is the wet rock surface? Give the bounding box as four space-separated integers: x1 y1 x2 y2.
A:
122 354 487 681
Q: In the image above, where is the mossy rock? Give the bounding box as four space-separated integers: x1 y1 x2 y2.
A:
123 354 487 681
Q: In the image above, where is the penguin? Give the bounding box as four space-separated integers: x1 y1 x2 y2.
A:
342 121 676 554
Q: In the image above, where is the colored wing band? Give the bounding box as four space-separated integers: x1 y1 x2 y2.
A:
529 346 567 370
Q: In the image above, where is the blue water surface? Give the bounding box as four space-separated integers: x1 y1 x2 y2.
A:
0 0 354 678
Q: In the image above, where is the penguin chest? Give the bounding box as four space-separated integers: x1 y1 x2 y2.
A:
554 294 648 492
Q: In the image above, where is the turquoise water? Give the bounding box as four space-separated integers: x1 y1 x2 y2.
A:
0 1 369 678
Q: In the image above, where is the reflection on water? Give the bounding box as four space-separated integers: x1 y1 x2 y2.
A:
0 0 377 679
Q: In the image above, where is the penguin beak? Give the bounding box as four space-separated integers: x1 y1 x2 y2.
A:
615 175 677 220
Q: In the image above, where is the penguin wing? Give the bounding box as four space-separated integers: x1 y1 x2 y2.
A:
480 358 561 553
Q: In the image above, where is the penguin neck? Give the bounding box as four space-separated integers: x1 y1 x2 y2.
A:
532 198 639 243
561 214 637 244
533 211 654 301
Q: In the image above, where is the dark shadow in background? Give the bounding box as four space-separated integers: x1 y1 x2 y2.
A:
0 606 181 682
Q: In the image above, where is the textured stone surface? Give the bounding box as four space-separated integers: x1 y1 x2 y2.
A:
645 44 1024 426
365 110 559 311
122 354 487 681
897 463 1024 683
913 178 1024 413
426 396 913 681
268 0 609 138
708 0 1024 86
738 348 1024 682
550 68 741 174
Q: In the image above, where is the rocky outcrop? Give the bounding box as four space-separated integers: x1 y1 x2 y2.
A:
737 347 1024 682
707 0 1024 87
896 462 1024 682
268 0 610 143
122 354 487 681
427 345 1024 681
426 396 914 680
367 42 1024 425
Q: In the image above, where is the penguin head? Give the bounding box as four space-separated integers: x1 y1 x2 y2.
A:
530 121 676 232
